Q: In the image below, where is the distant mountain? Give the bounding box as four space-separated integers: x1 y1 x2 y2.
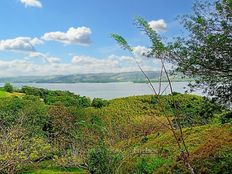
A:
0 71 191 83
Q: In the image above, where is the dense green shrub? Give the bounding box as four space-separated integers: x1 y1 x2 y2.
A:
134 157 172 174
91 98 109 108
220 112 232 124
87 144 122 174
4 83 13 93
21 86 91 108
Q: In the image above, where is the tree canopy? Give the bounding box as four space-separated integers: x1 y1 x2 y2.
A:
169 0 232 106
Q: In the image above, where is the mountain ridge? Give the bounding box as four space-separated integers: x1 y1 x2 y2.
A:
0 71 191 83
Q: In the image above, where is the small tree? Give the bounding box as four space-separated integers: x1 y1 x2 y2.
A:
92 98 109 108
4 83 13 93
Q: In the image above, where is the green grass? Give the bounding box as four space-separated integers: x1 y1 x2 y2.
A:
0 90 7 97
21 168 87 174
0 90 24 98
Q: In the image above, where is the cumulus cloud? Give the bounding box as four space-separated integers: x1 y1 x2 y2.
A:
71 55 119 70
20 0 42 8
42 27 92 45
133 46 151 57
0 53 165 77
27 52 60 64
148 19 167 32
109 55 134 62
0 37 43 52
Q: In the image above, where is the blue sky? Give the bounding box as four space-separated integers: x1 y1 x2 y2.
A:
0 0 195 77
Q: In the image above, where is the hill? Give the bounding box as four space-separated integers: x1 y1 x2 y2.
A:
0 86 231 173
0 71 191 83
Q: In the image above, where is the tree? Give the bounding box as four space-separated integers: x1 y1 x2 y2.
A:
92 98 109 108
4 83 13 93
169 0 232 106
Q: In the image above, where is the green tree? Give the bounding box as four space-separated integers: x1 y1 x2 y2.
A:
169 0 232 106
92 98 109 108
4 83 13 93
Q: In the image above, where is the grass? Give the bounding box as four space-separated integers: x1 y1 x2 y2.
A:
0 89 24 98
0 90 7 97
21 168 87 174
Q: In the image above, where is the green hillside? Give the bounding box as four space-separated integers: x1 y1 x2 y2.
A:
0 85 231 174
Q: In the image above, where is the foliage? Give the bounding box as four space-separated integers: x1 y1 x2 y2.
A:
220 111 232 124
86 144 122 174
91 98 109 108
169 0 232 106
0 126 53 174
0 86 231 173
21 86 91 108
134 157 172 174
4 83 13 93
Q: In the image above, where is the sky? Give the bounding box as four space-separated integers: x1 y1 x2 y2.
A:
0 0 195 77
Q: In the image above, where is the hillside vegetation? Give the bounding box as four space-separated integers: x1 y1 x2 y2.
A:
0 86 231 173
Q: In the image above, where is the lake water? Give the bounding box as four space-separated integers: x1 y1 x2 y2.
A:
0 82 202 99
0 82 201 99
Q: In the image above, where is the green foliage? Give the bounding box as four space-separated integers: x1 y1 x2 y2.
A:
169 0 232 105
150 96 158 105
111 34 132 51
4 82 13 93
0 96 49 136
87 144 122 174
134 16 165 57
220 111 232 124
190 149 232 174
91 98 109 108
0 126 53 174
0 85 231 173
134 157 172 174
21 86 91 108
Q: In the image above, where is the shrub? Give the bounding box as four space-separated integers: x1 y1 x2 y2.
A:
87 144 122 174
134 157 172 174
91 98 109 108
4 83 13 93
220 112 232 124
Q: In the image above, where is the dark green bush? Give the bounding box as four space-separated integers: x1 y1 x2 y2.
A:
220 112 232 124
87 144 122 174
21 86 91 108
91 98 109 108
4 83 13 93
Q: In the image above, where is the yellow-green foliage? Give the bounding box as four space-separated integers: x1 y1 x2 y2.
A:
0 90 23 98
0 92 230 173
113 124 232 173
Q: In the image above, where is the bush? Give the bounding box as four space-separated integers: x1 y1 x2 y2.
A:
4 83 13 93
134 157 172 174
91 98 109 108
87 144 122 174
220 112 232 124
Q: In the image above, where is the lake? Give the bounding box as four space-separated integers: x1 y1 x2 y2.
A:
0 82 202 99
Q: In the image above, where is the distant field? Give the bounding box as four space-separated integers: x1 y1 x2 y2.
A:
0 90 24 98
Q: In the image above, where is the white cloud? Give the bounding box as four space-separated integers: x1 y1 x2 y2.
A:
42 27 92 45
109 55 134 62
133 46 151 57
27 52 60 64
148 19 167 32
0 37 43 52
20 0 42 8
71 55 119 69
0 53 166 77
